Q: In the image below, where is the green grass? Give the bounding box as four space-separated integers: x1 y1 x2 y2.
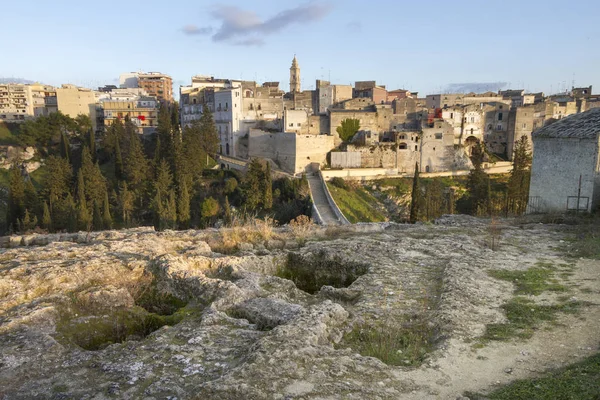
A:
337 319 435 366
481 297 582 341
465 352 600 400
488 263 567 296
326 183 386 223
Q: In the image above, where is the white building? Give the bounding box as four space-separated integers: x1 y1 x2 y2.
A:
214 87 242 157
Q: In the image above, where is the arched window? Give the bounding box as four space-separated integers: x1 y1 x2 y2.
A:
399 142 407 150
193 98 197 104
226 143 230 155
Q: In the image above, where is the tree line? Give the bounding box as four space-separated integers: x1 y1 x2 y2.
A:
5 104 311 235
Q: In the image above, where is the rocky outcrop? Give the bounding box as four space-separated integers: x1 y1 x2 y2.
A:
0 218 592 399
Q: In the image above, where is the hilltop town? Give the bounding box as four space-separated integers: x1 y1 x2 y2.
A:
2 57 598 178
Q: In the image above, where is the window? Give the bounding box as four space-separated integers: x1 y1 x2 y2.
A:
297 123 301 127
250 103 253 110
193 98 197 104
497 124 502 130
399 135 405 140
289 123 293 127
415 145 418 151
498 112 503 121
398 143 407 150
470 117 474 123
522 123 527 128
435 133 443 139
499 105 503 109
450 113 454 119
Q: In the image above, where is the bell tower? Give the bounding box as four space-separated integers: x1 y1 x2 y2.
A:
290 55 300 93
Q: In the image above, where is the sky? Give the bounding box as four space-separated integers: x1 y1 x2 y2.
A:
2 0 599 97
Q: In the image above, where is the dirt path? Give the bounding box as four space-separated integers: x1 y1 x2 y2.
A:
405 257 600 399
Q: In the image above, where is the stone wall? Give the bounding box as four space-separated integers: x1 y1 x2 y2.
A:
529 136 600 213
248 130 334 175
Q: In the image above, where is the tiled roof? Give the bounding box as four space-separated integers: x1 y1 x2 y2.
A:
533 108 600 139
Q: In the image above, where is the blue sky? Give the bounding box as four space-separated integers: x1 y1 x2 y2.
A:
2 0 599 96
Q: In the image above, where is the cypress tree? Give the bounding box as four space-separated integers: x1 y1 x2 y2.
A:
177 180 190 229
7 165 25 232
115 138 123 180
60 131 71 162
167 190 177 229
93 200 103 231
66 193 77 232
409 162 423 223
224 195 232 226
467 143 490 216
152 190 164 231
88 129 96 163
119 182 134 227
123 127 149 193
23 179 40 219
76 169 91 230
42 201 52 232
102 192 113 230
244 159 263 210
262 162 273 210
80 146 107 210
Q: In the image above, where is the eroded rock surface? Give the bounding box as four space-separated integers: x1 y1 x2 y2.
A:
0 218 598 399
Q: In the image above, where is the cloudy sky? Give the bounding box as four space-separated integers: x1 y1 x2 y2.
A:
2 0 599 96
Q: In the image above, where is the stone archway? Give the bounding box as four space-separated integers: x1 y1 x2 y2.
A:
464 136 480 155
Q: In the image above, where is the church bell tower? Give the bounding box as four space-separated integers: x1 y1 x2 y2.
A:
290 55 301 93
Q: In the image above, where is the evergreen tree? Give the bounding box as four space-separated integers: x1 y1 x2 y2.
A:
93 200 103 231
66 193 77 233
157 104 174 164
123 126 149 193
243 159 264 210
201 197 220 227
60 131 71 162
119 182 135 227
42 201 52 231
409 162 423 223
88 129 96 162
7 165 25 232
466 143 491 216
23 179 40 219
152 191 165 231
223 195 232 226
114 138 124 180
80 146 107 210
262 162 273 210
507 136 532 215
76 169 92 230
102 191 113 230
177 180 190 229
171 101 180 132
198 104 219 157
182 121 206 186
154 159 173 199
166 190 177 229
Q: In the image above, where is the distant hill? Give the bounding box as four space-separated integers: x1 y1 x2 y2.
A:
0 77 35 84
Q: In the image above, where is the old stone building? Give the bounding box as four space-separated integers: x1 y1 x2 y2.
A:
528 108 600 213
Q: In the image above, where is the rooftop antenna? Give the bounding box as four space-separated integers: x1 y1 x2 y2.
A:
572 72 575 90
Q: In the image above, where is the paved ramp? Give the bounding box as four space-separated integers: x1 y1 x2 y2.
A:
307 174 345 225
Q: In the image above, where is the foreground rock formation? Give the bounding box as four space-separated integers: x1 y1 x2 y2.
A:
0 217 598 399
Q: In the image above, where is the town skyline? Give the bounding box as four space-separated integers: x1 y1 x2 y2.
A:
2 0 599 96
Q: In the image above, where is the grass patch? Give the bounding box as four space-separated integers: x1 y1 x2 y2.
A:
488 264 567 295
337 318 435 366
276 250 369 294
326 182 386 223
481 297 583 342
465 352 600 400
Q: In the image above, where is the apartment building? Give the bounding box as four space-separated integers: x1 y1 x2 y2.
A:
138 72 173 103
100 96 159 135
0 84 30 122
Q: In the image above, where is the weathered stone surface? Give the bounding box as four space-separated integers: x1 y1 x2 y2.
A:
0 218 598 399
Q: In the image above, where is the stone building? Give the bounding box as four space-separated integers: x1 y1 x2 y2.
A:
314 80 352 114
290 56 300 93
248 129 334 174
353 81 387 104
528 108 600 213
